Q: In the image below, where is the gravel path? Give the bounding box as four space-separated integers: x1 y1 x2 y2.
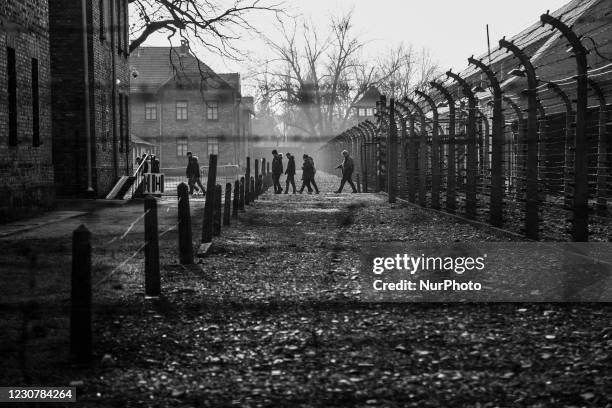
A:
0 173 610 407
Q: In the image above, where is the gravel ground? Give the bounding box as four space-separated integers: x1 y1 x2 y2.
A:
0 173 610 407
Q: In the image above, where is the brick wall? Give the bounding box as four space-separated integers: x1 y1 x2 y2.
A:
0 0 55 222
49 0 131 197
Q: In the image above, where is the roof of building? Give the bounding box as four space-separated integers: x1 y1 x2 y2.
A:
354 86 381 107
130 134 154 145
129 46 238 94
454 0 611 114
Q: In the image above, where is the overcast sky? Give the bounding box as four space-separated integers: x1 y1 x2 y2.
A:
143 0 571 89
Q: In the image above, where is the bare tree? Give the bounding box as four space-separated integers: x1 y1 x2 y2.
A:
255 11 439 139
129 0 284 58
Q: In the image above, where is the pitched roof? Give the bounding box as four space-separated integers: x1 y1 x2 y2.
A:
130 46 238 94
354 86 381 107
457 0 611 114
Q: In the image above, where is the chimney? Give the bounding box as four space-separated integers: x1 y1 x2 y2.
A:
179 39 189 56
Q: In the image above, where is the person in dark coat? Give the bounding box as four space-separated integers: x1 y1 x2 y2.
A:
150 155 160 173
142 153 149 173
284 153 297 194
299 154 319 194
186 151 206 195
271 149 284 194
334 150 357 193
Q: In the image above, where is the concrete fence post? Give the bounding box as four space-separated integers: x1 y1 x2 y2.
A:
245 157 251 205
239 176 245 211
71 224 92 365
144 195 160 296
233 179 240 218
201 154 218 244
224 183 231 226
213 184 222 236
177 183 193 265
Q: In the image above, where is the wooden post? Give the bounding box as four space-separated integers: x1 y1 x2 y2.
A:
245 157 251 205
233 180 240 217
213 184 222 236
239 176 245 211
144 195 160 297
223 183 231 226
71 224 92 365
177 183 193 265
356 173 361 193
201 154 217 243
258 174 263 196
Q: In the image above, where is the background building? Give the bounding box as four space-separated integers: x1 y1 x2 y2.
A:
129 43 252 172
0 0 54 221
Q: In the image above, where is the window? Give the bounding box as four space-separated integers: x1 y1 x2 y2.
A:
115 0 121 53
100 0 110 41
32 58 40 147
208 137 219 155
145 102 157 120
206 101 219 121
119 94 126 152
366 108 374 116
176 138 188 156
7 47 17 146
122 0 129 54
123 95 129 152
176 101 188 120
357 108 366 117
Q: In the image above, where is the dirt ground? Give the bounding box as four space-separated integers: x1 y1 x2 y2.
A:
0 173 610 407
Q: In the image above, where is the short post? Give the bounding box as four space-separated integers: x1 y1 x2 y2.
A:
233 180 240 218
71 224 92 365
258 174 263 195
239 176 245 211
356 173 361 193
223 183 231 226
250 177 255 203
201 154 218 243
245 157 251 205
213 184 222 236
144 195 160 297
177 183 193 265
255 159 260 197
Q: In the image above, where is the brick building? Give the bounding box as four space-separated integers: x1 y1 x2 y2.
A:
0 0 54 221
129 44 252 171
49 0 131 197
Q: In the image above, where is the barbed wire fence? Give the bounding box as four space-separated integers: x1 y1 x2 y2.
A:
316 2 611 243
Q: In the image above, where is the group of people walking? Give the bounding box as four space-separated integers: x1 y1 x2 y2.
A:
271 150 319 194
271 149 357 194
182 148 358 197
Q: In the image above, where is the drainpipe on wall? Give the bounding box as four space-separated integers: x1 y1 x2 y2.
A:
82 0 94 192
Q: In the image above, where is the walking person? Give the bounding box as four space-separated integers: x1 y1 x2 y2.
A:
307 155 319 194
186 151 206 195
272 149 284 194
299 154 319 194
334 150 357 193
284 153 297 194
